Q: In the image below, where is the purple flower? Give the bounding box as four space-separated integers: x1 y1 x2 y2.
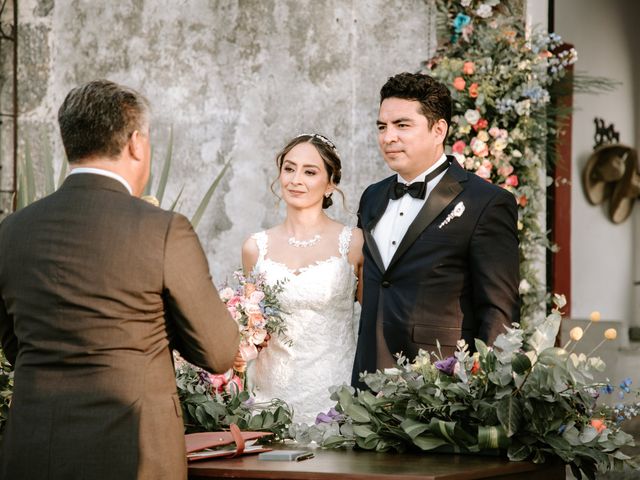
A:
315 407 344 425
435 356 458 376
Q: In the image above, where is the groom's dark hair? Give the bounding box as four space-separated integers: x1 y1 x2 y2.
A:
380 72 452 142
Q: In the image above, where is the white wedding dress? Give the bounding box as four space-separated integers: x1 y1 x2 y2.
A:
248 226 358 424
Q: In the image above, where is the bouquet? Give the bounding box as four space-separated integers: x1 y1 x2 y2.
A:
218 270 290 368
297 295 639 479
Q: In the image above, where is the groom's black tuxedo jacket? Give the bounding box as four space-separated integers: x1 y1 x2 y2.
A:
351 157 520 388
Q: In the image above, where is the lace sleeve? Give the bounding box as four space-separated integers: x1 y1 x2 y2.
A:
338 226 354 257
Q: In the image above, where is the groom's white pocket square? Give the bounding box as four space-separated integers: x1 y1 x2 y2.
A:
438 201 465 229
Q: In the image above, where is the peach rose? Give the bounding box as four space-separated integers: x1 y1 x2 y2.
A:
453 77 466 91
462 61 475 75
469 82 479 98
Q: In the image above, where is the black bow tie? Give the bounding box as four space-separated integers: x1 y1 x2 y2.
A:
390 181 426 200
389 159 452 201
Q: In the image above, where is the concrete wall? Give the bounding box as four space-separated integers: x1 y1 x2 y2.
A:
0 0 437 280
555 0 639 344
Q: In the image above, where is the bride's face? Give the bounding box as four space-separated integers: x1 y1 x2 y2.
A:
279 142 333 209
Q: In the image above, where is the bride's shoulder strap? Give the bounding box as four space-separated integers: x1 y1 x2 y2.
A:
338 225 354 257
251 231 268 262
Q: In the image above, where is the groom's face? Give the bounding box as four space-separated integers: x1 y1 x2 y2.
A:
377 97 446 181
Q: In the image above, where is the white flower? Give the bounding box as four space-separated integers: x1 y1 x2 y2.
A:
476 4 493 18
515 99 531 116
219 287 235 302
493 137 508 151
464 109 481 125
439 201 466 229
519 279 531 294
461 0 472 6
477 130 489 142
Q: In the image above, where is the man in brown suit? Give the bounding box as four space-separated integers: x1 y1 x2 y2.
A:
0 80 240 479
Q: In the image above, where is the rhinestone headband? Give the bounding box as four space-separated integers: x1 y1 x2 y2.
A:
295 133 339 156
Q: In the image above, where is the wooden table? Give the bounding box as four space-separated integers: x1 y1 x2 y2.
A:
188 446 565 480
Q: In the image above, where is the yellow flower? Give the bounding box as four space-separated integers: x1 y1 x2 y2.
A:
569 327 584 341
589 311 601 322
604 328 617 340
141 195 160 207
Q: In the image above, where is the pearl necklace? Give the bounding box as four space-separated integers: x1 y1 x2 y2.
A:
288 234 321 248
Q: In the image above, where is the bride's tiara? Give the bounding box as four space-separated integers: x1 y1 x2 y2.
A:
295 133 339 156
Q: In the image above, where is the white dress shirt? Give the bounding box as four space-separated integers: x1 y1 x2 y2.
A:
68 167 133 195
372 153 449 268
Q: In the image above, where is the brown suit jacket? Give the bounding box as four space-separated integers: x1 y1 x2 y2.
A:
0 173 240 480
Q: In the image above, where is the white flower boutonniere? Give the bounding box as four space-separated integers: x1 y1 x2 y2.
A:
438 201 465 229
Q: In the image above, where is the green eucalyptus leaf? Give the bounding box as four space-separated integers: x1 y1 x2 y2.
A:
511 352 532 375
345 404 370 423
353 425 376 438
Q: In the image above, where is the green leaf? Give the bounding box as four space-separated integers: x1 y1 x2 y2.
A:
156 125 173 204
24 139 36 205
497 396 522 437
248 414 263 430
511 352 532 375
413 434 449 451
400 418 430 439
353 425 376 438
478 425 509 450
345 404 370 423
169 186 184 212
42 142 55 195
190 152 232 228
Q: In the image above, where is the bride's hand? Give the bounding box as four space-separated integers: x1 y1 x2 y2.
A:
257 333 271 352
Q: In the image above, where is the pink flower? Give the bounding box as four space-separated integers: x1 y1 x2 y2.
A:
505 175 519 187
497 165 514 177
239 340 259 362
248 312 266 329
475 160 493 179
469 83 479 98
462 61 475 75
591 418 606 433
489 127 501 138
227 295 242 308
452 140 466 154
248 291 265 304
470 138 489 157
453 77 466 91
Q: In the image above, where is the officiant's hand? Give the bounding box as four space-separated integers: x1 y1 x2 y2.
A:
233 350 247 373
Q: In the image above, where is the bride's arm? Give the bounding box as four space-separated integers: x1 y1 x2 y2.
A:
348 228 365 304
241 236 259 276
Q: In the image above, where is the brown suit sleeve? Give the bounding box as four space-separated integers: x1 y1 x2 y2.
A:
162 213 240 373
0 297 17 366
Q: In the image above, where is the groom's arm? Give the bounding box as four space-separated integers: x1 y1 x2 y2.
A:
0 296 17 366
469 188 520 344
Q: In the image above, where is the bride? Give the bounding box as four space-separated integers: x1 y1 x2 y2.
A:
242 133 363 424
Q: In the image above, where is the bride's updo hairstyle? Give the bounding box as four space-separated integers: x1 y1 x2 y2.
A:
273 133 345 209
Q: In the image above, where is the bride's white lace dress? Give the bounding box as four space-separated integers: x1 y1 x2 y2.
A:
248 226 358 424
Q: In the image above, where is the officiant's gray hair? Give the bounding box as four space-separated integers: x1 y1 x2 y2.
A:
58 79 150 163
272 133 345 209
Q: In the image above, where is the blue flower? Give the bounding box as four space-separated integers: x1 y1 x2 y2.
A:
558 424 566 434
601 384 614 395
619 377 632 393
453 13 471 33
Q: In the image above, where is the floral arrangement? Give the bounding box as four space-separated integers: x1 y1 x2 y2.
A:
218 270 290 367
423 0 579 320
175 356 292 439
294 295 638 479
172 269 291 435
0 349 13 436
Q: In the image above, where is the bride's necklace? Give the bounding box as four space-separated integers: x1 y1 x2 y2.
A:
288 234 321 248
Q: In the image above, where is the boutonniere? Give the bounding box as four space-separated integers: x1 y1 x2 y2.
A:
438 201 465 229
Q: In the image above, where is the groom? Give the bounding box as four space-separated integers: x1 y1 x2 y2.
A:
352 72 520 388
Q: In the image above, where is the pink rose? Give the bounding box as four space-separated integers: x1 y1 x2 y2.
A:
472 118 488 131
239 340 259 362
497 165 514 177
453 77 466 91
505 174 519 187
470 138 489 157
489 127 501 138
475 160 493 179
462 61 475 75
452 140 466 154
227 295 242 308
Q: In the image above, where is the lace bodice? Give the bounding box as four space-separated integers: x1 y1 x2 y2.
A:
248 226 358 424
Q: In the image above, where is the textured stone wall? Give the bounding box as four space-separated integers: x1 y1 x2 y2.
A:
1 0 437 279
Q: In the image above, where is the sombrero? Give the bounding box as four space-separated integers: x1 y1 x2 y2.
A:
609 146 640 224
582 144 629 205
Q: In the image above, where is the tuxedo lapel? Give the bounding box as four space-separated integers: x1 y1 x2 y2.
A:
363 179 393 274
387 159 466 271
